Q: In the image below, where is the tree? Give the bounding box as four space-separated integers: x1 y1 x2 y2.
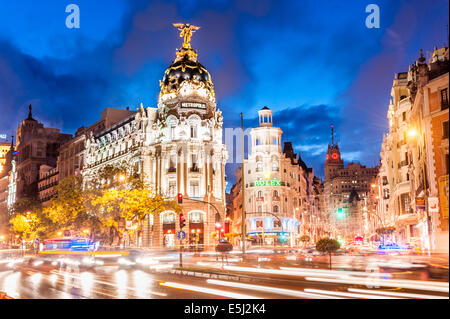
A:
9 211 53 241
44 176 89 231
9 198 55 240
299 235 311 248
91 188 181 246
316 238 341 269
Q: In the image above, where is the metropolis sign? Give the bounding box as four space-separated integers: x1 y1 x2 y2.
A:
181 102 206 109
254 178 281 187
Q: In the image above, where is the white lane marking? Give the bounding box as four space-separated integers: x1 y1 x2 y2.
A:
160 281 260 299
206 279 344 299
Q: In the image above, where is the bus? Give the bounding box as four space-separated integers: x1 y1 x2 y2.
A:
42 237 94 252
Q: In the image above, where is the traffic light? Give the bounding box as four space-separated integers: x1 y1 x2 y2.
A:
179 213 186 229
337 208 344 218
177 193 183 204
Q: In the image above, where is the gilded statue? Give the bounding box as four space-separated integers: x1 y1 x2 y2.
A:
173 23 200 49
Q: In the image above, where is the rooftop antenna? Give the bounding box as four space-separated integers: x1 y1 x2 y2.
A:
331 124 334 146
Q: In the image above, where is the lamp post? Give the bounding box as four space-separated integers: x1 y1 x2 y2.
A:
240 113 246 256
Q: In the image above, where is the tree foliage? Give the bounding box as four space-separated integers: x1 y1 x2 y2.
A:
316 238 340 254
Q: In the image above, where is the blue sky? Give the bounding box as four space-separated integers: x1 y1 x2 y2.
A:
0 0 448 191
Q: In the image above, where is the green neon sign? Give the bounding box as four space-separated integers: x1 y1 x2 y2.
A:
254 178 281 187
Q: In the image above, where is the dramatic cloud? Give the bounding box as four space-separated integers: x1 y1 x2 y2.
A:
0 0 448 192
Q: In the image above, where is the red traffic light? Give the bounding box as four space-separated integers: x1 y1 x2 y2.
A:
177 193 183 204
179 213 186 229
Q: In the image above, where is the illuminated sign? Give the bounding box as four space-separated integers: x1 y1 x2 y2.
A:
181 102 206 109
0 134 6 139
254 178 281 187
428 197 440 213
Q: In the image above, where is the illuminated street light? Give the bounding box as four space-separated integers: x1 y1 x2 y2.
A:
407 127 419 139
118 174 127 183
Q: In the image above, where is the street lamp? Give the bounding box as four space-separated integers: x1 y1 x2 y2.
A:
407 125 432 253
407 127 419 139
118 174 127 183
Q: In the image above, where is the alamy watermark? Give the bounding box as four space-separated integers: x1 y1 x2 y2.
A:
66 4 80 29
365 4 380 29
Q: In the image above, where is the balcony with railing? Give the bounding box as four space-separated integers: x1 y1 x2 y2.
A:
272 196 280 201
397 160 408 169
256 197 264 201
167 167 176 173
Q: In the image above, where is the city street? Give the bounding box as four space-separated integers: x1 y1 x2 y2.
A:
1 249 448 299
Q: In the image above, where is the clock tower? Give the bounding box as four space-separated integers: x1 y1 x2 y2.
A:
324 125 343 181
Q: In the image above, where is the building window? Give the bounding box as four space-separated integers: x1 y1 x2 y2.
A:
272 161 279 171
402 112 406 121
256 162 263 172
168 181 176 197
256 139 260 146
170 125 176 140
190 126 197 138
189 180 199 197
191 154 198 172
273 205 279 213
189 211 204 223
441 88 449 110
443 121 449 139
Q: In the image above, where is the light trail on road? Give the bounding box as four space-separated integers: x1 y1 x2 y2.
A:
159 281 261 299
304 288 403 299
304 276 449 292
206 279 344 299
347 288 449 299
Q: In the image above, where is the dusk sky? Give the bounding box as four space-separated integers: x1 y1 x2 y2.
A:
0 0 448 191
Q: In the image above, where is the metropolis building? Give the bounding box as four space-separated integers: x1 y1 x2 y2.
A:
83 24 228 249
235 107 320 247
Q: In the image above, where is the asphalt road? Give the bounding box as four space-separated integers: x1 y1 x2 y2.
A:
0 252 448 299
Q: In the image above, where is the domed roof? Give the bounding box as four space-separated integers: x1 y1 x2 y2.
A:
161 53 214 94
159 23 215 99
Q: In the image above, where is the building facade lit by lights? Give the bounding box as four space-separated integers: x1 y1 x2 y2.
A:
83 24 228 250
324 127 378 242
233 107 322 247
378 45 449 252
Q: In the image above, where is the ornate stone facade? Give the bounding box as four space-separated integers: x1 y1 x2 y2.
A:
83 24 228 250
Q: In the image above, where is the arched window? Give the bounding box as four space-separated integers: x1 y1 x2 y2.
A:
273 205 279 213
272 161 278 171
273 190 278 198
257 191 262 198
256 162 263 172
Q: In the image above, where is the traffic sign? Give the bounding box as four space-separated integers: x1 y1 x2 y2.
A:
177 230 186 240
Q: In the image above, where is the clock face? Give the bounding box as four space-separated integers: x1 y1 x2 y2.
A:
331 152 339 160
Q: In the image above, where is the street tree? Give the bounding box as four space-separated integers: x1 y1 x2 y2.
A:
299 235 311 248
316 238 341 269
